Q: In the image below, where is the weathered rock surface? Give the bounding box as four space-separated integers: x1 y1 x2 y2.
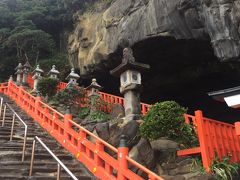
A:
68 0 240 75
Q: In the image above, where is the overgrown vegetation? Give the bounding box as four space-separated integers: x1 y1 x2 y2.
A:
210 153 240 180
38 78 59 97
53 84 85 107
0 0 95 80
139 101 198 148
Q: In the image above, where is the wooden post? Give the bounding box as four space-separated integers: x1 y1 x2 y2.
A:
195 110 211 172
117 135 128 180
235 122 240 136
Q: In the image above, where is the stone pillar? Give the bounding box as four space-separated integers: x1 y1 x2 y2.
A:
22 61 31 86
14 63 23 85
86 78 103 114
110 48 150 121
32 65 44 92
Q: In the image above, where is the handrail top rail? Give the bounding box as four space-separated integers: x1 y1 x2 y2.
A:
5 102 27 129
34 136 78 180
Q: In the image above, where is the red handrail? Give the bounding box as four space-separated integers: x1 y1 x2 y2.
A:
4 80 163 180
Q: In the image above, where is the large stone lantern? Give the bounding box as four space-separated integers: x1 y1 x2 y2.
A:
15 63 23 85
110 48 150 121
48 65 60 79
86 78 103 114
22 61 31 86
32 65 44 91
66 68 80 86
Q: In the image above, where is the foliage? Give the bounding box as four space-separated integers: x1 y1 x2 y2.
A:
139 101 198 148
54 84 85 107
39 53 70 79
38 78 59 97
78 107 90 119
0 0 87 80
89 110 110 122
210 153 240 180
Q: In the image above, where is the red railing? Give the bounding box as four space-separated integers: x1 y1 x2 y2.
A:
0 82 9 94
178 111 240 171
4 80 163 180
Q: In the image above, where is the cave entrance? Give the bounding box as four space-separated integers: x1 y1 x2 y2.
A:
85 36 240 123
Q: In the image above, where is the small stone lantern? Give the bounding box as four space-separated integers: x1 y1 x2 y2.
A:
66 68 80 86
22 61 31 86
48 65 60 79
14 63 23 85
86 78 103 114
110 48 150 121
32 65 44 91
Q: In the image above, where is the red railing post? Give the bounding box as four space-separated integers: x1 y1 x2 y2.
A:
195 110 211 172
34 94 41 120
64 107 73 143
118 135 129 180
235 122 240 136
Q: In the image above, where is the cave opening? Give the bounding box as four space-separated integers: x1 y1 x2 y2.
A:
83 37 240 123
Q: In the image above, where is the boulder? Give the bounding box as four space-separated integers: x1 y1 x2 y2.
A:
110 104 125 119
95 122 110 141
150 138 179 152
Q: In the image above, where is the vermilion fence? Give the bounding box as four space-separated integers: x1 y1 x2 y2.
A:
4 80 163 180
178 111 240 171
27 75 151 115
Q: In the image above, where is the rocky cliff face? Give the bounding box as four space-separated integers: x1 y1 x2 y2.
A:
68 0 240 76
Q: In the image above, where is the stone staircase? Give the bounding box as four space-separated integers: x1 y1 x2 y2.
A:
0 94 96 180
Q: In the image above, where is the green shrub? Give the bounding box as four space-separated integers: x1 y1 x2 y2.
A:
139 101 198 148
210 153 240 180
90 110 110 122
54 84 86 107
38 78 59 97
78 107 90 119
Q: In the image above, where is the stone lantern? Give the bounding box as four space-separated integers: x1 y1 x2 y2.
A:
110 48 150 121
48 65 60 79
32 65 44 91
86 78 103 114
66 68 80 86
14 63 23 85
22 61 31 86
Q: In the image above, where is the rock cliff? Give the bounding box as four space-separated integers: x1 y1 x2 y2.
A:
68 0 240 76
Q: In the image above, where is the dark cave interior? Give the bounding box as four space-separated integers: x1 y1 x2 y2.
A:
82 36 240 124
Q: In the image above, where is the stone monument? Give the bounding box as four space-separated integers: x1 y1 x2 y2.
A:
22 61 31 86
48 65 60 79
86 78 103 114
32 65 44 92
14 63 23 85
110 48 150 121
66 68 80 86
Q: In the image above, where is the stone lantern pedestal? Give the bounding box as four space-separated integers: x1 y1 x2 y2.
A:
22 61 31 86
110 48 150 121
32 65 44 92
86 78 103 115
15 63 23 86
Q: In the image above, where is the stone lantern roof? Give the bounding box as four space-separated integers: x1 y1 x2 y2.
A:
48 65 60 75
86 78 103 90
23 61 31 69
15 63 23 71
66 68 80 80
33 65 44 74
110 48 150 77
